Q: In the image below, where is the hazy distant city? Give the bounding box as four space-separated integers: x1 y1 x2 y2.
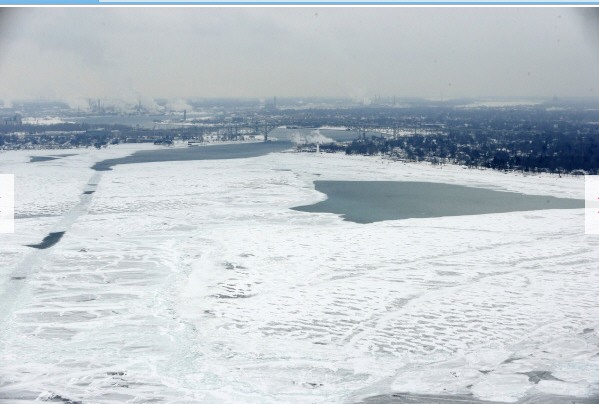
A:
2 96 599 174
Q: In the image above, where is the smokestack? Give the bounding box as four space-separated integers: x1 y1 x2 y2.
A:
264 122 268 142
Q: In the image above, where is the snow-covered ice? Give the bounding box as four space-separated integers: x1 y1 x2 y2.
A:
0 146 597 403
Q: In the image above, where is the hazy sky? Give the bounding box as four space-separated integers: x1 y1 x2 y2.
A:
0 7 598 103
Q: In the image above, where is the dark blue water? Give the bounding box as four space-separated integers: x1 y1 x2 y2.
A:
29 156 58 163
26 232 65 249
293 181 583 223
92 141 293 171
29 154 76 163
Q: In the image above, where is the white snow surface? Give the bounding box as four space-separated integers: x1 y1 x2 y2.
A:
0 147 598 403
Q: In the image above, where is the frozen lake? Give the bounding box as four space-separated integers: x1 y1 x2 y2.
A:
0 146 598 403
293 180 584 223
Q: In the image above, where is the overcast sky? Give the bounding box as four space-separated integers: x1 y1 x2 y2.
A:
0 7 598 103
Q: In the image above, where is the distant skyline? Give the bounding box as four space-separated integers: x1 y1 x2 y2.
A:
0 7 598 107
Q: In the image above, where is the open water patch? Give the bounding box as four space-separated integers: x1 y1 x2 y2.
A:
293 181 584 224
29 156 59 163
29 154 76 163
25 231 66 249
92 141 292 171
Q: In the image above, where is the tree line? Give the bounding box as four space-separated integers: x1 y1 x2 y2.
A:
343 129 599 174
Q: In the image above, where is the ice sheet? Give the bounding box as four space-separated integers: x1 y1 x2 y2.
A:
0 148 597 403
